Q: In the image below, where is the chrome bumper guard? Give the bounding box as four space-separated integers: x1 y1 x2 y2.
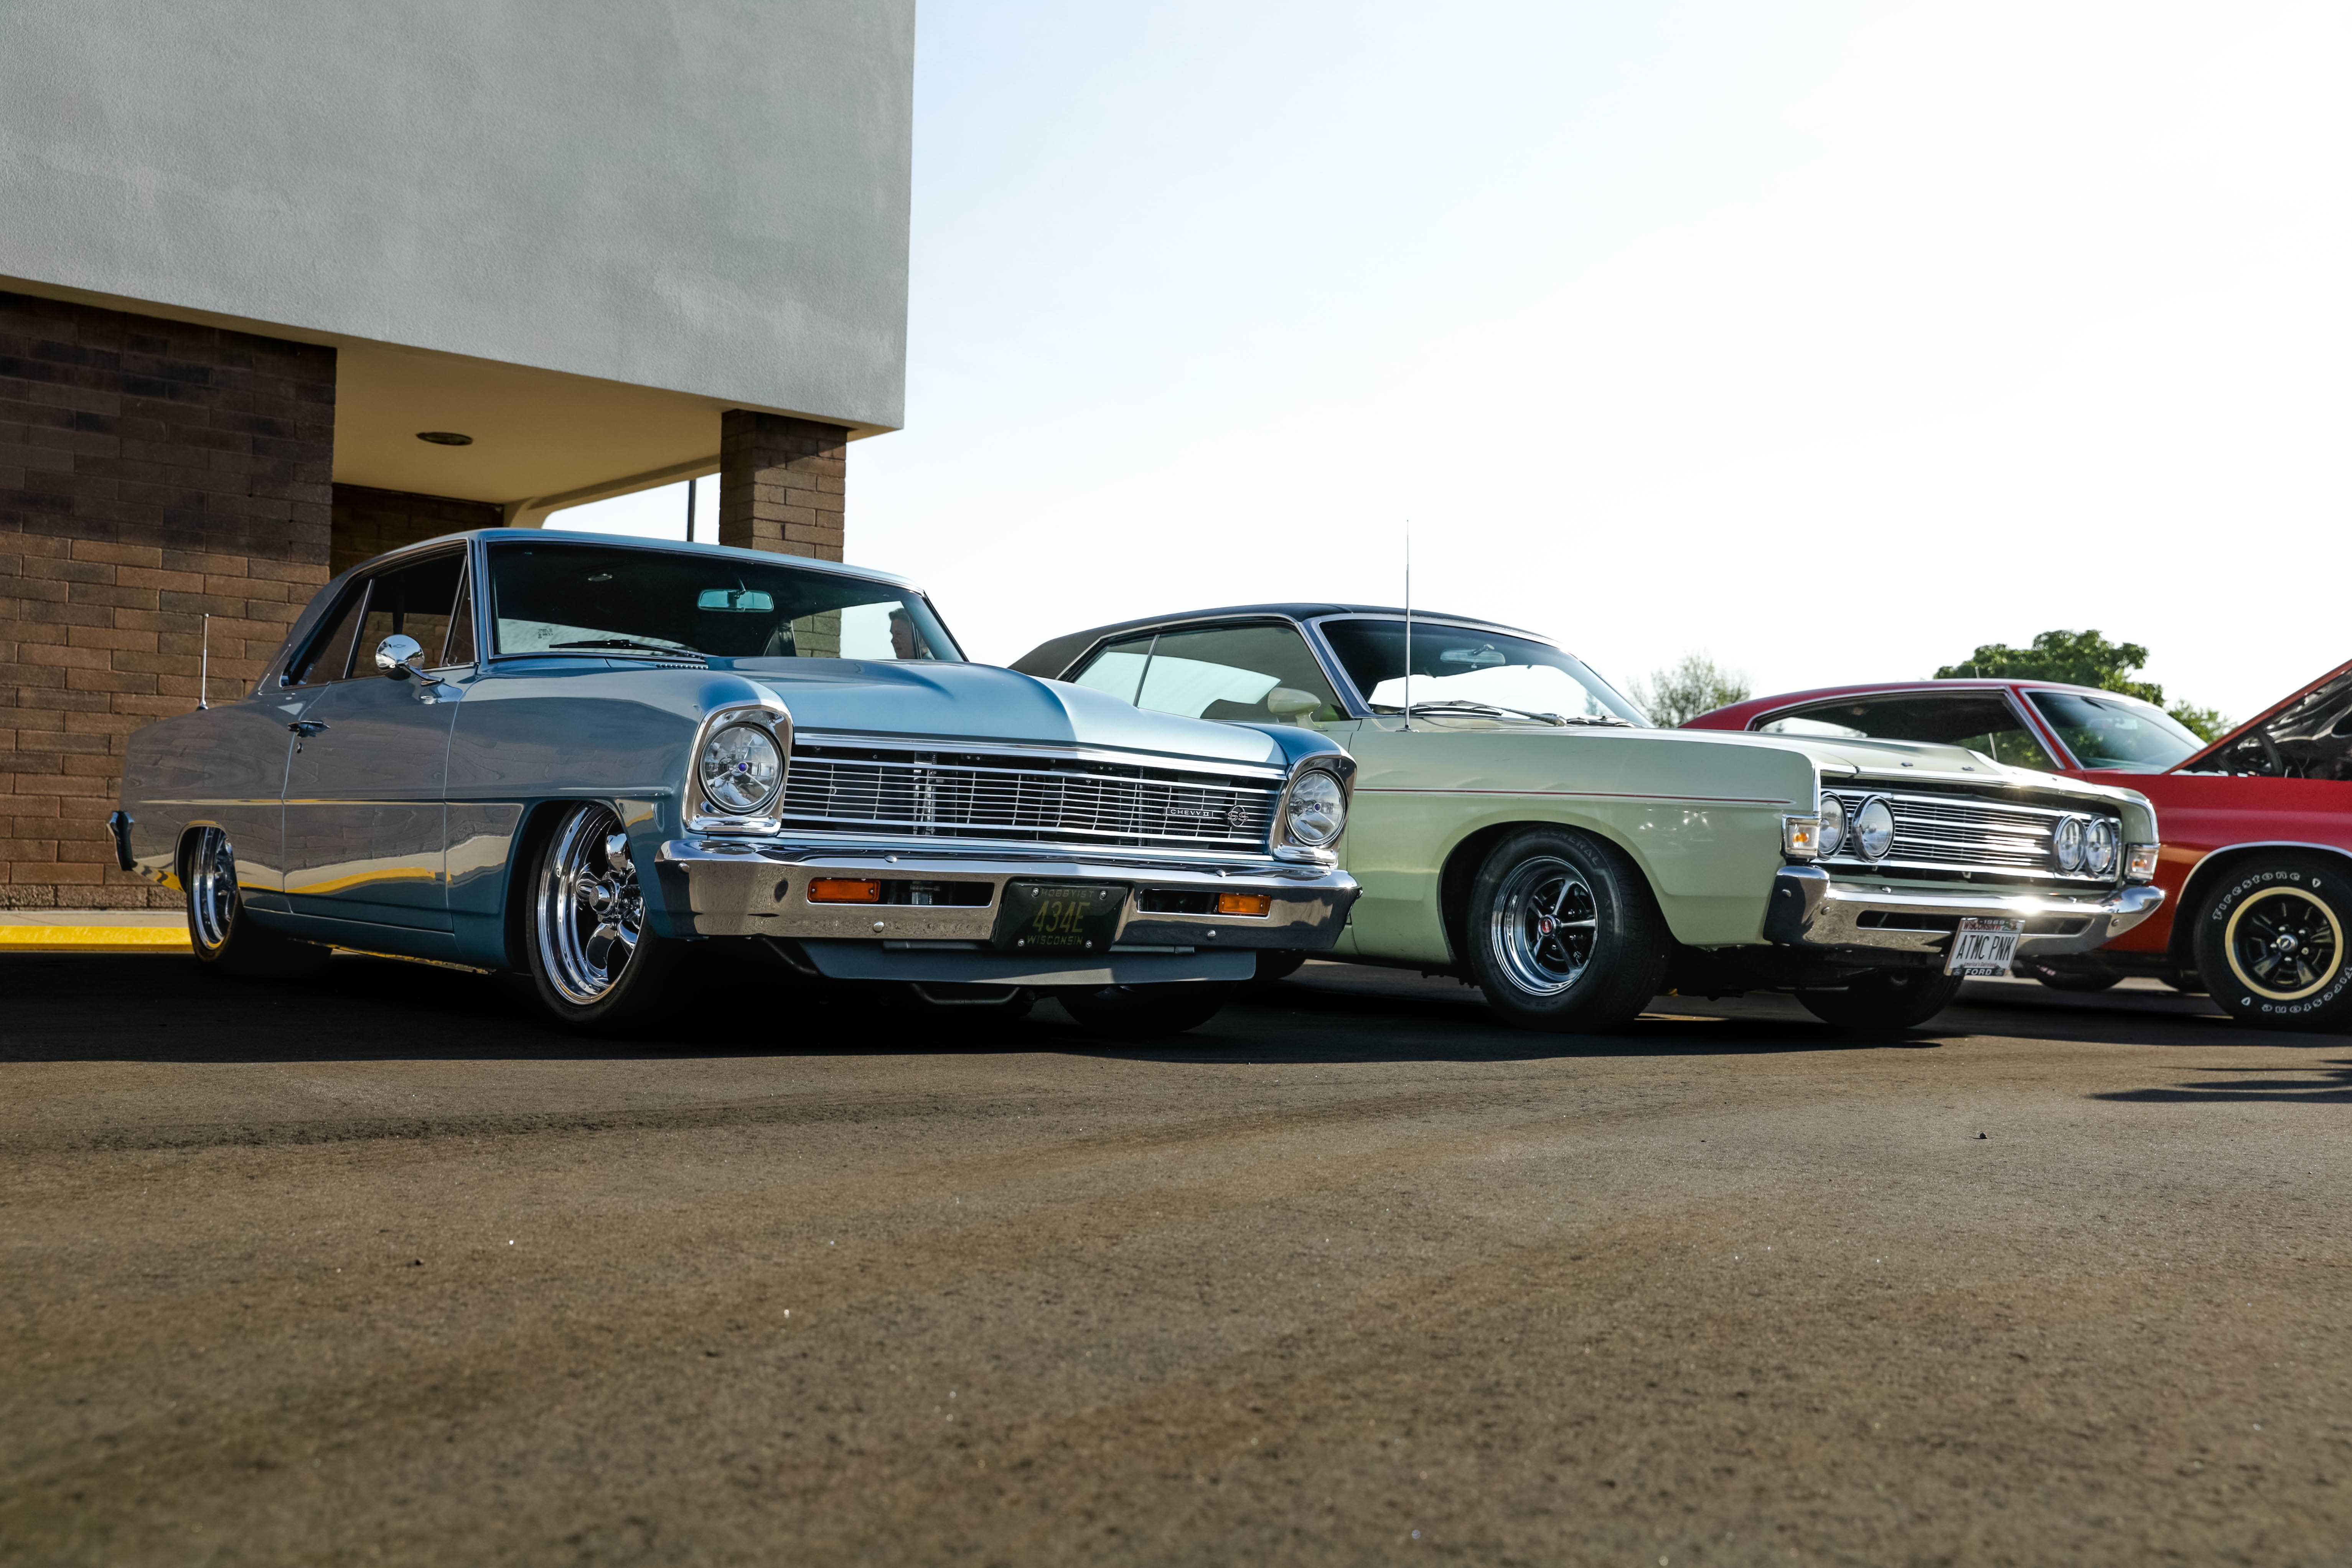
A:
1763 866 2164 960
651 838 1359 986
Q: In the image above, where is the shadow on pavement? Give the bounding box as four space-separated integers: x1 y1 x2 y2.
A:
4 951 1950 1067
2090 1059 2352 1103
6 952 2318 1070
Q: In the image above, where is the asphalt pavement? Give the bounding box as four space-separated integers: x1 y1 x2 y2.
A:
4 954 2349 1565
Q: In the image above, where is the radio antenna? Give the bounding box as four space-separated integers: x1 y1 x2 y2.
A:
1402 521 1413 732
199 614 210 711
685 476 697 544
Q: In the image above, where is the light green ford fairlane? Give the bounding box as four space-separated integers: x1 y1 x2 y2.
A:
1015 604 2165 1032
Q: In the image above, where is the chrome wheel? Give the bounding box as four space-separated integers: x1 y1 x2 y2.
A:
1487 855 1597 996
187 826 239 953
536 805 643 1006
2223 886 2342 1002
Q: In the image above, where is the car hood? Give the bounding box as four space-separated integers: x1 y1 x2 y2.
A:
1402 713 2149 806
723 659 1288 768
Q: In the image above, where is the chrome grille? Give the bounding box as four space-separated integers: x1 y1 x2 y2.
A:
1825 788 2121 884
780 744 1281 852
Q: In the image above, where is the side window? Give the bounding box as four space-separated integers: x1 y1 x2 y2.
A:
1757 695 2058 771
441 564 477 668
285 585 368 686
358 552 464 671
1070 623 1345 723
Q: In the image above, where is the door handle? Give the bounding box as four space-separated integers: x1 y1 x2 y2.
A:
288 720 330 737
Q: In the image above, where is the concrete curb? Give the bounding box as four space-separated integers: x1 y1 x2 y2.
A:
0 913 192 953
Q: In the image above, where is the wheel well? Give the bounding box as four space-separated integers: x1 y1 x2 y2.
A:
2169 843 2352 964
498 801 574 971
1436 819 1656 968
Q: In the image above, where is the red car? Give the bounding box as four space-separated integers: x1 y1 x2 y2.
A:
1686 662 2352 1031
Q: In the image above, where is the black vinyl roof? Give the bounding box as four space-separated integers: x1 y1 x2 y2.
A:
1009 602 1540 679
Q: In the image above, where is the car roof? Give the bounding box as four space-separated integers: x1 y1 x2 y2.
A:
1687 677 2118 729
1009 602 1543 679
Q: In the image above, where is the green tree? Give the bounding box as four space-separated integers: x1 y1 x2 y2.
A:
1634 653 1750 727
1934 629 2229 742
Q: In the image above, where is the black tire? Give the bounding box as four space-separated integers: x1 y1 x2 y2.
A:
1060 981 1238 1040
181 826 328 977
2191 855 2352 1032
522 801 679 1033
1795 967 1965 1030
2014 956 2121 993
1461 827 1668 1032
1244 949 1308 991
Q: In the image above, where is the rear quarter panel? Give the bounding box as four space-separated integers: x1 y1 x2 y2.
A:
118 699 297 901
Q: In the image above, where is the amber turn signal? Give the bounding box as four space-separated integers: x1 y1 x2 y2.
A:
808 878 882 904
1216 892 1273 917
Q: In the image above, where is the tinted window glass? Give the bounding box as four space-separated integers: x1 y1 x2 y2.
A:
1319 618 1644 725
285 585 368 686
1757 693 2056 770
358 552 464 674
1070 623 1345 722
486 542 959 662
2025 691 2203 772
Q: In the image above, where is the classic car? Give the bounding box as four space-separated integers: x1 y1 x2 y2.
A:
1686 663 2352 1030
110 531 1361 1035
1012 605 2166 1033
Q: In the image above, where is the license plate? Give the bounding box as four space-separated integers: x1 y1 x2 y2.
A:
991 882 1126 954
1945 916 2023 977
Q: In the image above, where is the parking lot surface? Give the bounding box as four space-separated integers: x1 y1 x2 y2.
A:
4 955 2349 1566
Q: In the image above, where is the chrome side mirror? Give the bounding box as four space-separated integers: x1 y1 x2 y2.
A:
1265 687 1322 719
374 634 443 685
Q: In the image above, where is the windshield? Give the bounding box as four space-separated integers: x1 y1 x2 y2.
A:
2025 690 2204 772
1318 618 1647 725
485 541 960 662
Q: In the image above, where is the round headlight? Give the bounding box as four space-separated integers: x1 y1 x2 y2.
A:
2082 816 2120 878
2051 815 2086 874
1854 796 1896 861
700 723 783 815
1817 794 1847 857
1283 770 1347 847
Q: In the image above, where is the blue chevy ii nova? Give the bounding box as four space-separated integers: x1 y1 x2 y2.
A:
113 530 1360 1034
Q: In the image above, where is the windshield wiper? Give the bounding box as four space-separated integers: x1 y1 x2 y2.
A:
1380 699 1631 727
547 639 708 662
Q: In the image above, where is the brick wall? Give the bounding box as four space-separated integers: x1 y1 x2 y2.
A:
330 484 502 576
718 410 846 561
0 290 335 908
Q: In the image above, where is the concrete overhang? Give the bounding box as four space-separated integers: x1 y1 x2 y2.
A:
3 277 891 523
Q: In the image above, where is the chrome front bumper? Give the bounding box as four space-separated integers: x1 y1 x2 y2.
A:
1763 866 2164 961
650 837 1358 983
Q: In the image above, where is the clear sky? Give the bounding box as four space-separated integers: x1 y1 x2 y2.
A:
562 0 2349 723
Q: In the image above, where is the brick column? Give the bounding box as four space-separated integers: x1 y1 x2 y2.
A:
330 485 503 576
0 290 335 908
717 411 846 561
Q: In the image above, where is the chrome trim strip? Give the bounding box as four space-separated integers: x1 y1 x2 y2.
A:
791 729 1290 782
1763 866 2164 959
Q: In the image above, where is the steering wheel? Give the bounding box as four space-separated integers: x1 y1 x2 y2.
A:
2248 728 2285 776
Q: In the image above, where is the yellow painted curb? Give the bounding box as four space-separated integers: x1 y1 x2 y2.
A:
0 926 191 950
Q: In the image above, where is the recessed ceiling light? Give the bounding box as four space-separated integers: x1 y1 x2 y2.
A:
416 431 474 446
